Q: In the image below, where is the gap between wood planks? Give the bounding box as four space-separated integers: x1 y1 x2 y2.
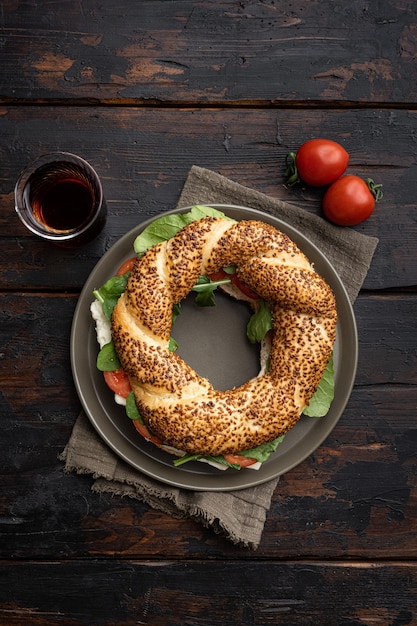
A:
1 98 417 110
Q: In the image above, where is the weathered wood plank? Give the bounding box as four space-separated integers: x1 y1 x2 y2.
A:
2 388 415 559
264 386 417 557
1 294 416 559
1 0 415 104
1 560 416 625
1 106 416 290
354 294 417 385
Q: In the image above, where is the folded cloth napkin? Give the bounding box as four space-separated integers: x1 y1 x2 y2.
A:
61 166 378 550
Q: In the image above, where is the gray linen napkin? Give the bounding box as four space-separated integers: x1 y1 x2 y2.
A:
61 166 378 550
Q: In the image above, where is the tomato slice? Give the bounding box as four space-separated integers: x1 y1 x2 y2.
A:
103 368 131 398
230 274 259 299
208 269 227 282
132 420 162 445
116 256 137 276
208 269 259 299
223 454 258 468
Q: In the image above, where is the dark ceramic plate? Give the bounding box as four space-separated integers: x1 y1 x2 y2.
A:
71 204 357 491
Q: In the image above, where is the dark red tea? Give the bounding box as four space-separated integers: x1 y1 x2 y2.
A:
16 152 107 247
29 171 94 232
31 178 93 231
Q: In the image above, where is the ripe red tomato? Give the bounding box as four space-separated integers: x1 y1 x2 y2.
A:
286 139 349 187
103 368 132 398
322 176 382 226
116 256 137 276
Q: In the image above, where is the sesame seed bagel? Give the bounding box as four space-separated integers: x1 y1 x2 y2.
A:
111 217 337 456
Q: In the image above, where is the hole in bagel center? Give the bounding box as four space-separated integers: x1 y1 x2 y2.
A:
171 290 260 391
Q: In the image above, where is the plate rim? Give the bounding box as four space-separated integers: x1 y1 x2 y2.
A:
70 203 358 491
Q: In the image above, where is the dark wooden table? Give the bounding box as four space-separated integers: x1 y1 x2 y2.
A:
1 1 417 624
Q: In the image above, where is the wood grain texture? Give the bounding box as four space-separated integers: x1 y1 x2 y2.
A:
2 391 416 560
1 0 416 104
1 561 416 625
1 107 416 290
1 293 415 560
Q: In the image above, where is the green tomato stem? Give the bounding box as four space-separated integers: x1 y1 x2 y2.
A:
285 152 300 186
365 178 383 202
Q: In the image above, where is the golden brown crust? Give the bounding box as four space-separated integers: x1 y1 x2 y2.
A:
111 217 337 456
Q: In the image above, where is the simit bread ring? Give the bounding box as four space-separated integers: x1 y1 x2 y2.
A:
111 217 337 456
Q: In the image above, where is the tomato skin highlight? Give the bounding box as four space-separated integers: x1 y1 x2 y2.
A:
322 175 377 226
103 368 132 398
116 256 137 276
223 454 257 468
294 139 349 187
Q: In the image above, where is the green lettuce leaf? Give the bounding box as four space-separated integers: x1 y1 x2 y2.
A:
302 353 334 417
188 205 235 221
96 341 121 371
247 300 273 343
126 391 142 421
239 435 285 462
133 205 235 256
133 213 191 256
191 275 232 306
172 302 182 325
168 336 179 352
173 435 285 469
93 274 130 320
173 453 240 470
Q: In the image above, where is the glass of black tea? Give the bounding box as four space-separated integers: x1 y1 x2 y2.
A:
15 152 107 247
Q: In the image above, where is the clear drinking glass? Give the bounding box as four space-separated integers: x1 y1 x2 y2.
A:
15 152 107 247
